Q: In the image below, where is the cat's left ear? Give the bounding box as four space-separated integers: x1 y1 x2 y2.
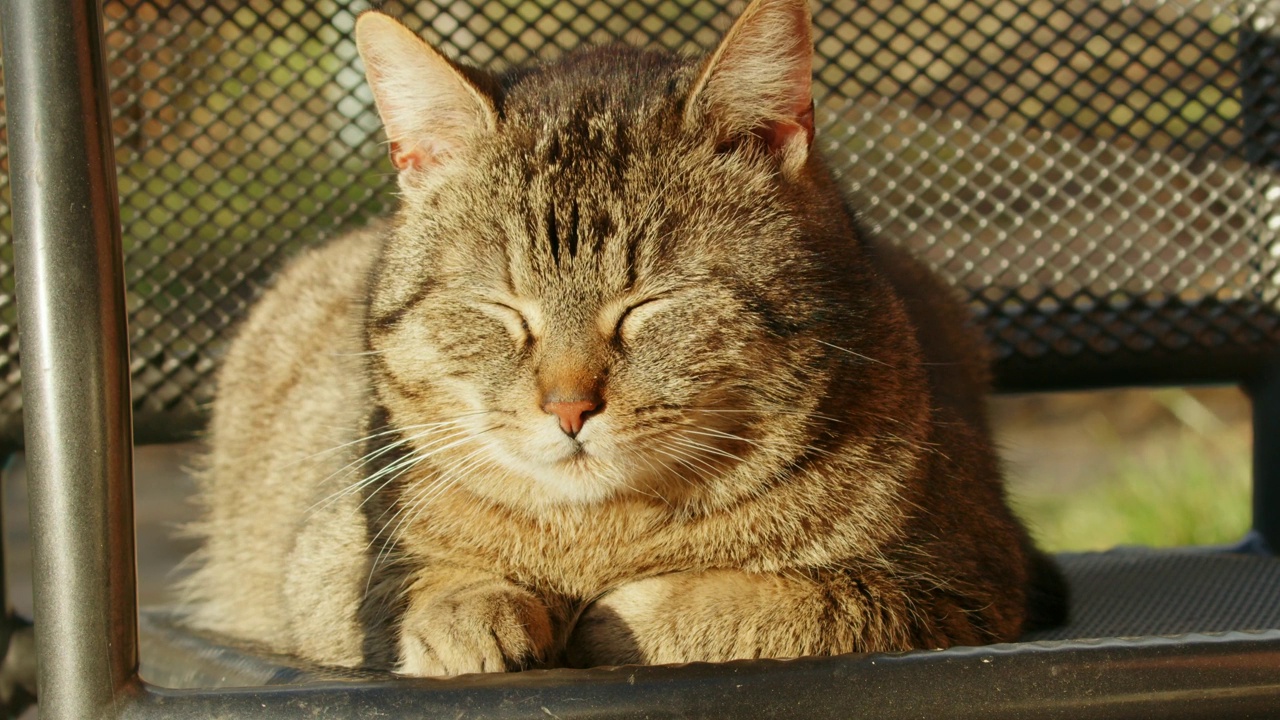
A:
685 0 815 176
356 12 498 174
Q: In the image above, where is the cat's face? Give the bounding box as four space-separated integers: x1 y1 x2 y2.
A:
358 2 840 509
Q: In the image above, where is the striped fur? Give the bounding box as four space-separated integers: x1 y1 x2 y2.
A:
179 0 1066 676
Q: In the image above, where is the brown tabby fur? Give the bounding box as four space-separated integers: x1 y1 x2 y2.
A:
180 0 1066 675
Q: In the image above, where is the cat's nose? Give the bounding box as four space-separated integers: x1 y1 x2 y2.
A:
542 396 601 437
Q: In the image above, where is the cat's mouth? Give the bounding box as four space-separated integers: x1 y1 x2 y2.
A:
508 430 592 469
552 439 584 457
554 439 592 465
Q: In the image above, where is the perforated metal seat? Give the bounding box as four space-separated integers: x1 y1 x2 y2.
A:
137 550 1280 686
2 0 1279 717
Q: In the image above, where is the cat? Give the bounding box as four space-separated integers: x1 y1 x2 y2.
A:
179 0 1067 676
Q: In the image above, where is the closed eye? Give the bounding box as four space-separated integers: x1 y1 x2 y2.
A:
481 302 534 347
615 296 670 341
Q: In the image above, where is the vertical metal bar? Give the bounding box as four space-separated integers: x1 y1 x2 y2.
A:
0 0 138 717
1242 0 1280 555
1251 370 1280 554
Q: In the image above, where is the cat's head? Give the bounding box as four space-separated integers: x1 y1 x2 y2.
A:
356 0 889 511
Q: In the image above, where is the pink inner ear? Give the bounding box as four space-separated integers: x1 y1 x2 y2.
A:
757 99 815 153
389 142 430 173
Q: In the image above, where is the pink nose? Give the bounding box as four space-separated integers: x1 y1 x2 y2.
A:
542 399 599 437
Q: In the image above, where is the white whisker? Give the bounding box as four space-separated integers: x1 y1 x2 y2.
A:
669 435 745 463
286 421 436 469
307 426 475 516
816 339 891 367
651 441 715 486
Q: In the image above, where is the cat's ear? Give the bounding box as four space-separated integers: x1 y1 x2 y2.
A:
355 12 497 173
685 0 815 174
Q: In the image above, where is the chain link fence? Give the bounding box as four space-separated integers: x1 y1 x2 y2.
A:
0 0 1275 444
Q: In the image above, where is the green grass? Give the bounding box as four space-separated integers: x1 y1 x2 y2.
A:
1014 425 1251 553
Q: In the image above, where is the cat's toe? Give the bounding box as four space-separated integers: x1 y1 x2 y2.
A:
396 582 554 677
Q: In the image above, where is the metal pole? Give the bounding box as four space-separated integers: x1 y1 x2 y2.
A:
1251 370 1280 554
1241 0 1280 556
0 0 139 717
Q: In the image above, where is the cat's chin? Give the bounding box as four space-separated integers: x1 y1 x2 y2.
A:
528 467 624 507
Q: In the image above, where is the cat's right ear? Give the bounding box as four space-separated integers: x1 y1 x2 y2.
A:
355 12 497 174
685 0 814 176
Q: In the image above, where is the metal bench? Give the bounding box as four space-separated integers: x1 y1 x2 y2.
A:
1 0 1279 716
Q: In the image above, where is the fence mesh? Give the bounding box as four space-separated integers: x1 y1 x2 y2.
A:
0 0 1277 442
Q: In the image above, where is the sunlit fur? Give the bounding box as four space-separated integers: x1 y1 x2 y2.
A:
180 0 1065 676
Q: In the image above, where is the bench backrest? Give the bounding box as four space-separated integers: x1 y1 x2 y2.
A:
0 0 1273 446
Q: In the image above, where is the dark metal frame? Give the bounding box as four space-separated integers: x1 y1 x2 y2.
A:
1230 0 1280 559
1251 370 1280 554
2 0 1280 718
0 0 136 716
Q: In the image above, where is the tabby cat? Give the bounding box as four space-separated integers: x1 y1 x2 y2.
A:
181 0 1067 675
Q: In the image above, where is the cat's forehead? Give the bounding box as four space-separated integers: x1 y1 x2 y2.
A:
457 49 696 299
499 46 693 136
494 163 689 313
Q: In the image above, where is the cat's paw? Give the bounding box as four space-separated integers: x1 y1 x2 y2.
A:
566 570 849 667
396 580 554 677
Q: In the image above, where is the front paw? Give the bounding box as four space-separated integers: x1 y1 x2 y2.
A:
566 570 858 667
397 580 554 677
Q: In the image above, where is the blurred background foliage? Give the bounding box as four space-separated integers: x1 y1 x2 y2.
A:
998 387 1252 552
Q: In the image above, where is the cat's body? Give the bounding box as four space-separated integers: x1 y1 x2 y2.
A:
181 0 1066 675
